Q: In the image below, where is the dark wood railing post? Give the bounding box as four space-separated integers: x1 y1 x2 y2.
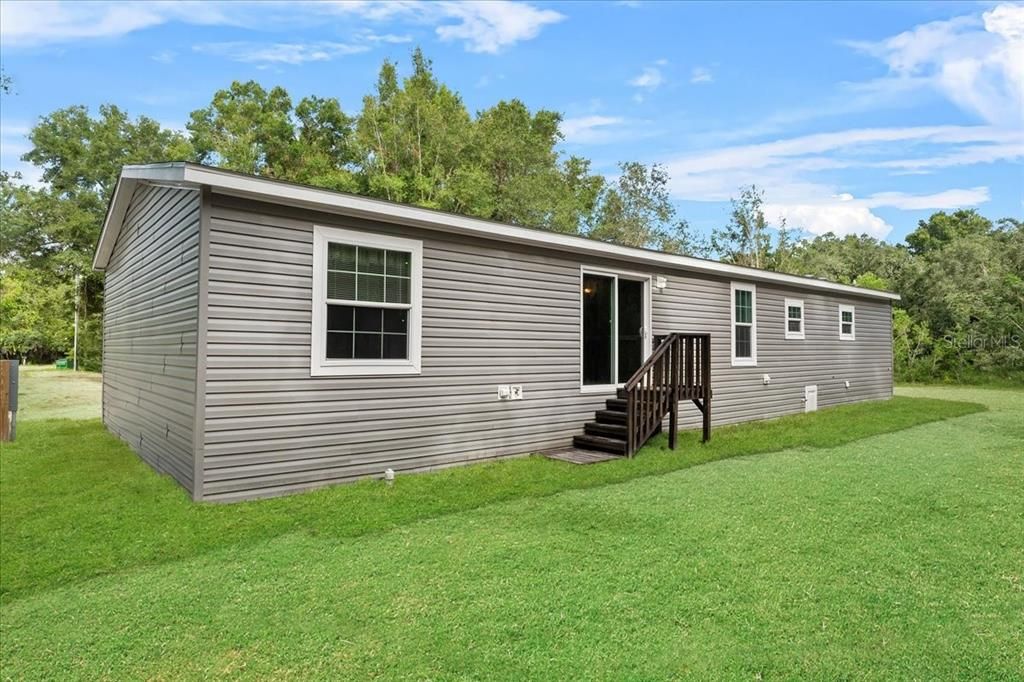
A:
623 332 712 456
668 337 679 450
701 334 711 443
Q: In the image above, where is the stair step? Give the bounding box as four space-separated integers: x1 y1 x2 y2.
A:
595 409 627 424
585 421 627 438
616 388 628 399
572 434 627 455
605 398 627 411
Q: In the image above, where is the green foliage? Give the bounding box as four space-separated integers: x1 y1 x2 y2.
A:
354 49 474 208
590 162 708 254
25 104 192 202
3 105 188 366
793 213 1023 384
353 49 603 232
1 47 1019 386
0 265 72 361
711 185 795 268
905 209 993 256
188 81 358 191
790 232 909 286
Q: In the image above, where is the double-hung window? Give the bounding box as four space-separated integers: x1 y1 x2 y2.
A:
731 282 757 366
785 298 805 340
311 226 422 376
839 304 855 341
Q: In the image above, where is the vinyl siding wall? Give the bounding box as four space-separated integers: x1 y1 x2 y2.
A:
102 184 200 494
198 194 892 501
652 273 892 430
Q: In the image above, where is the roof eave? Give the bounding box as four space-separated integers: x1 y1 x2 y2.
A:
94 162 901 302
93 163 193 271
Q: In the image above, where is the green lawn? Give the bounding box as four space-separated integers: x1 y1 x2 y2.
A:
13 365 102 421
2 380 1021 679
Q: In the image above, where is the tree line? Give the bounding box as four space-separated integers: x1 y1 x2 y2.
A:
1 49 1020 382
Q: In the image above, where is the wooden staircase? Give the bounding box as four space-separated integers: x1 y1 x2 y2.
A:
572 390 631 455
573 333 712 457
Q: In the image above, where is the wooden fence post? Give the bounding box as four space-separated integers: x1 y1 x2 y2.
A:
0 360 12 441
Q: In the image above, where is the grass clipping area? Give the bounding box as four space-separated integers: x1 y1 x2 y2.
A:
3 388 1022 679
1 394 982 602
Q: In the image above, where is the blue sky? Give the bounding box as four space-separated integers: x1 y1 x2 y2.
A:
1 0 1021 244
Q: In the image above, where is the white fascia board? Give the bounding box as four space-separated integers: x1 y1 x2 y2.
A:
97 163 901 302
92 177 138 270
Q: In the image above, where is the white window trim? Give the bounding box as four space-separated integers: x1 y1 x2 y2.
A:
784 298 805 340
311 225 423 377
579 266 652 394
839 304 856 341
730 282 757 366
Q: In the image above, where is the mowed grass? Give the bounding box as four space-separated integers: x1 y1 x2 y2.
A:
2 383 1020 678
13 365 102 421
1 391 980 602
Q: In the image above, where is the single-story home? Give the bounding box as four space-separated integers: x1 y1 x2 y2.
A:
94 162 898 502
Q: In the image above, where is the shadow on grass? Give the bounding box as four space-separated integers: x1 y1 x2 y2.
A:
1 395 984 602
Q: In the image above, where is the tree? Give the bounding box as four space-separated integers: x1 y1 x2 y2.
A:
354 49 473 208
292 95 359 191
790 233 909 286
589 162 707 255
711 186 780 269
905 209 992 256
353 49 604 233
0 264 73 363
4 107 190 364
189 82 360 191
896 212 1023 382
25 105 192 203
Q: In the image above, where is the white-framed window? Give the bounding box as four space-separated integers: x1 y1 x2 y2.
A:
311 225 422 376
730 282 757 366
839 304 856 341
785 298 805 340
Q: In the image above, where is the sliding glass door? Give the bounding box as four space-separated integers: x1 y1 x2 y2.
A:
582 272 648 388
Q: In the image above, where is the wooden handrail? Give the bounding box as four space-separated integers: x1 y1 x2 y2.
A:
624 333 711 456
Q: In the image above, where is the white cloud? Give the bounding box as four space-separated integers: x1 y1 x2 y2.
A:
0 121 32 153
765 201 893 238
844 3 1024 126
0 121 43 187
860 187 990 210
151 49 176 64
561 115 626 144
660 124 1015 237
433 1 564 53
629 65 664 90
0 1 562 54
194 41 369 65
765 187 990 238
0 1 239 47
690 66 713 84
356 30 414 45
663 125 1019 193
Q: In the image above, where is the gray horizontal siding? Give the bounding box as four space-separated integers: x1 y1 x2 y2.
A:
102 184 200 494
652 273 892 429
201 197 608 500
199 194 893 502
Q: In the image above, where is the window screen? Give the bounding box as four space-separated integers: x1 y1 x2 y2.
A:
325 243 412 360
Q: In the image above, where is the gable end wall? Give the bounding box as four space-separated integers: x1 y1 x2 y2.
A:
101 183 201 495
